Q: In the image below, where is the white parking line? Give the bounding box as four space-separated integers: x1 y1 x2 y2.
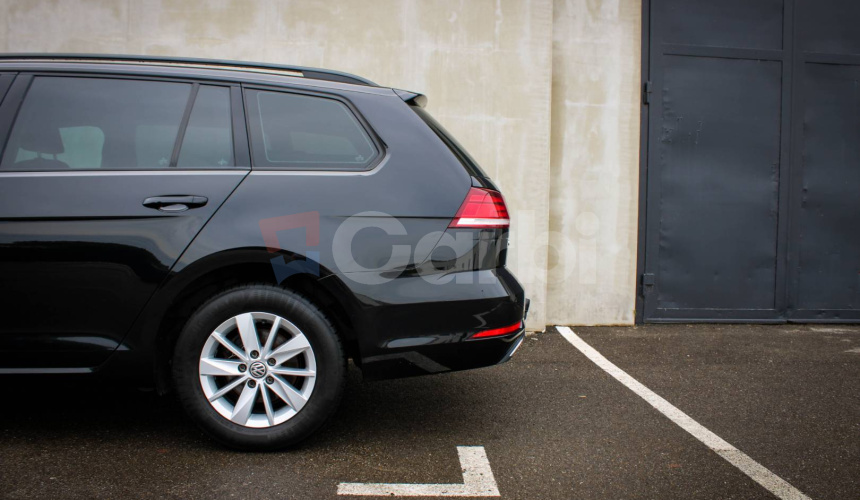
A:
556 326 812 500
337 446 500 497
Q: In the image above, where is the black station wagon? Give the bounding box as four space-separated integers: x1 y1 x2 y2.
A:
0 54 528 450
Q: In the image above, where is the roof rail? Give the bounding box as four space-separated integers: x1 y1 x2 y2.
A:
0 53 378 87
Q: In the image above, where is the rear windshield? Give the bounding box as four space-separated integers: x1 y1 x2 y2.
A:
411 107 490 180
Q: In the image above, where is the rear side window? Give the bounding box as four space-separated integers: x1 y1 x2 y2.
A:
0 77 190 170
245 89 377 170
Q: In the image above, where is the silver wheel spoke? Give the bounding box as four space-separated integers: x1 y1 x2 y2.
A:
269 375 308 412
213 332 247 361
200 358 244 377
230 383 258 425
262 316 281 355
208 376 247 402
261 385 276 426
269 335 311 365
270 367 316 377
235 312 261 354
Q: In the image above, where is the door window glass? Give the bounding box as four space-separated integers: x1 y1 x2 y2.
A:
0 76 191 170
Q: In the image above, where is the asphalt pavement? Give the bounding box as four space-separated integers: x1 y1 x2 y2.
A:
1 324 858 499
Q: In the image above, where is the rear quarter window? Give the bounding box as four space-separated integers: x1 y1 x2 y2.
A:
245 89 378 170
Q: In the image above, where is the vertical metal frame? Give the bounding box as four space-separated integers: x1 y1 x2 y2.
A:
639 0 668 322
775 0 796 317
635 0 651 323
785 3 804 320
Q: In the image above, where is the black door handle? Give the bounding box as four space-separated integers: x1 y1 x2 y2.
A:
143 195 208 212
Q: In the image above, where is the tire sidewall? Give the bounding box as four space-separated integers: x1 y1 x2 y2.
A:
173 285 344 450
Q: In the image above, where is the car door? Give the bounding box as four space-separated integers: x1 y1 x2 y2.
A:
0 74 250 370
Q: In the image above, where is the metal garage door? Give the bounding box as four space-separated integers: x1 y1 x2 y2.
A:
640 0 860 322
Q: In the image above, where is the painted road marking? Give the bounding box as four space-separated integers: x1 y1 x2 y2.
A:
557 326 812 500
337 446 501 497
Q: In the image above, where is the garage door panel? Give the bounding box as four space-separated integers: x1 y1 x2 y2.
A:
644 0 860 323
659 0 784 50
798 0 860 55
655 56 782 311
796 63 860 310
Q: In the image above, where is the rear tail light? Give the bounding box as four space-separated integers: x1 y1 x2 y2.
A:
448 187 510 228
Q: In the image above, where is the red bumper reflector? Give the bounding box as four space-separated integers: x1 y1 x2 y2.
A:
471 321 523 339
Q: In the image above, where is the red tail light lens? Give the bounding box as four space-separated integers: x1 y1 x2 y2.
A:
449 187 510 228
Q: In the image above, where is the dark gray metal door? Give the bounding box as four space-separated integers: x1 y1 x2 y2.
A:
641 0 860 322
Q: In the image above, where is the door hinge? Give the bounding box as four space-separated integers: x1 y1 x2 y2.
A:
642 273 656 286
643 81 652 105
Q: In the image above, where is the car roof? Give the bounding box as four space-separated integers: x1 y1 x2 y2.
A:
0 53 394 96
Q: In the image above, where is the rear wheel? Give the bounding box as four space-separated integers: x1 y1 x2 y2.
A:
172 285 345 450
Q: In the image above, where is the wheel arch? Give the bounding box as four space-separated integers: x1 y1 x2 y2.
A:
147 248 360 394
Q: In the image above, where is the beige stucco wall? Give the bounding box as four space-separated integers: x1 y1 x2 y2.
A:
547 0 642 325
0 0 642 328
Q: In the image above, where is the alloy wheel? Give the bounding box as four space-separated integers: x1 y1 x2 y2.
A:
198 312 317 428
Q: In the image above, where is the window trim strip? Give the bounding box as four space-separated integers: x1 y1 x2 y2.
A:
0 75 32 166
169 82 199 168
0 73 16 103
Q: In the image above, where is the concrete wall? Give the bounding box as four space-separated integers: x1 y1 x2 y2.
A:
0 0 641 328
548 0 642 325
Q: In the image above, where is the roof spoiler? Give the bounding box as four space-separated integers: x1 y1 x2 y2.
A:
394 89 428 108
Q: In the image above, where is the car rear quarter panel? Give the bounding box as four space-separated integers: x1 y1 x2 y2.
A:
175 89 471 276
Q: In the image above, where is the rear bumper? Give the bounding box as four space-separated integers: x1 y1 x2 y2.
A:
360 329 526 380
332 267 527 380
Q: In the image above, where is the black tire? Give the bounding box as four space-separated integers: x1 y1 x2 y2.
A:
172 284 345 451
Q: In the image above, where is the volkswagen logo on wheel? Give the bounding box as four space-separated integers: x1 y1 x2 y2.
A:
249 361 267 379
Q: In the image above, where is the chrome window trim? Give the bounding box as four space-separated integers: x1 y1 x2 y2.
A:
249 154 389 177
0 169 249 177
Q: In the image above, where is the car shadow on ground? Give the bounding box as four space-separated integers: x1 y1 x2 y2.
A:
0 362 491 453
